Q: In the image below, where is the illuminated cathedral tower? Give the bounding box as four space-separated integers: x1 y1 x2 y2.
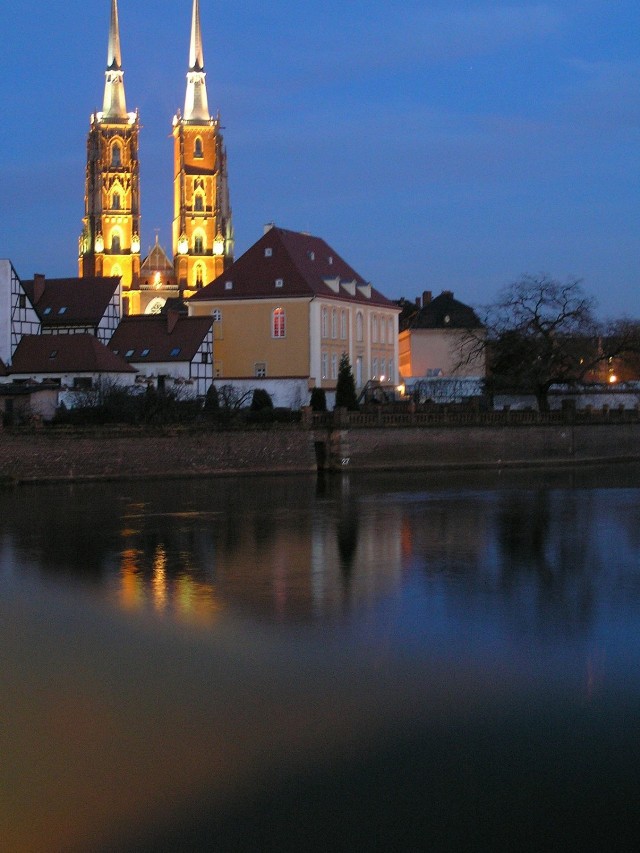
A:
172 0 233 292
79 0 141 302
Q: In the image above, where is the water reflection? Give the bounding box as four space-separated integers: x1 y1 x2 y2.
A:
1 468 640 633
4 467 640 851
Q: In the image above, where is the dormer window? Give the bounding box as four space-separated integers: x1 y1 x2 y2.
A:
328 256 333 265
225 281 233 290
264 247 273 257
49 350 58 359
125 349 135 357
58 307 67 315
275 278 283 288
308 251 315 261
140 348 150 357
170 347 181 357
43 307 52 315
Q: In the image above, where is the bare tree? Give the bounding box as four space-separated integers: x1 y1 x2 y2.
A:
461 275 640 411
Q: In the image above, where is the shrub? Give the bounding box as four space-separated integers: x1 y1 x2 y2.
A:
250 388 274 411
335 353 358 410
310 387 327 411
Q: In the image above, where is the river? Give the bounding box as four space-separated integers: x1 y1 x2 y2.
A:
2 467 640 851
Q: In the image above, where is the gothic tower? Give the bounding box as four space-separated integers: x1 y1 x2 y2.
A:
79 0 141 306
172 0 233 293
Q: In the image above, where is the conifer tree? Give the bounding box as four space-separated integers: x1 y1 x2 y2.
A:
335 352 358 410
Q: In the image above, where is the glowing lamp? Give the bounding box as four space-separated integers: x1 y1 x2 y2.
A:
131 234 141 253
213 237 225 256
609 374 617 384
178 234 189 255
95 234 104 253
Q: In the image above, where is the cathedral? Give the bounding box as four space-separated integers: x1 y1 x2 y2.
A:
78 0 234 315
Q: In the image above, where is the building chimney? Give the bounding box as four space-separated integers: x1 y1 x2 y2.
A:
263 222 275 234
33 273 45 304
423 290 432 305
166 308 179 334
442 290 453 298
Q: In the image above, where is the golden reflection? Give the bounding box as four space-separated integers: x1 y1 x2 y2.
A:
152 544 168 612
119 548 144 610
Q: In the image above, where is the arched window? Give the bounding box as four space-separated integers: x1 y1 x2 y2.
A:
194 265 204 289
145 297 166 315
194 234 204 254
194 194 204 212
356 311 363 342
341 310 347 340
194 137 203 158
273 307 286 338
112 192 121 210
111 143 121 167
111 232 121 253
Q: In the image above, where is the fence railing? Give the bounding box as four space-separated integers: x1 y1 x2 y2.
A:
306 405 640 430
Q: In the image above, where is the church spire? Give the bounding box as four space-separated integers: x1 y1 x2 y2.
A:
102 0 127 119
183 0 210 122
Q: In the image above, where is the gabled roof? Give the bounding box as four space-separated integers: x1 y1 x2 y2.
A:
10 335 135 374
401 291 483 331
21 276 120 326
190 226 397 308
108 312 212 363
140 238 174 274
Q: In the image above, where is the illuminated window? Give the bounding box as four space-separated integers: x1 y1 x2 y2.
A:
194 235 204 254
195 265 204 289
111 233 121 253
194 137 203 158
272 307 286 338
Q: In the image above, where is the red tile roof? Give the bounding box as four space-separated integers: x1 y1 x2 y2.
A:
189 227 397 308
108 313 212 362
21 276 120 326
10 335 136 374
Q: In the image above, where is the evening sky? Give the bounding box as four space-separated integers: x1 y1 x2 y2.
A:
0 0 638 317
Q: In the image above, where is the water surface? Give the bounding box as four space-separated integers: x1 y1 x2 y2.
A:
2 467 640 851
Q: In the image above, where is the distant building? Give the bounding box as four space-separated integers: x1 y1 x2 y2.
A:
398 290 485 382
108 311 213 397
188 225 400 408
21 274 121 345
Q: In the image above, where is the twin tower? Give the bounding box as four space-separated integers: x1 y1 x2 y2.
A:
78 0 234 314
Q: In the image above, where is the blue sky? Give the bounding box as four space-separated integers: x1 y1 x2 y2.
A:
0 1 638 317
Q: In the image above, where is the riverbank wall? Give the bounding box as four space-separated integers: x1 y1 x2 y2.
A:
1 417 640 484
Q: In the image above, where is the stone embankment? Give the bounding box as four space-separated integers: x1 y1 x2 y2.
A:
1 415 640 484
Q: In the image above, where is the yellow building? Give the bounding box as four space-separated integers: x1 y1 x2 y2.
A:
188 225 400 405
79 0 233 316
